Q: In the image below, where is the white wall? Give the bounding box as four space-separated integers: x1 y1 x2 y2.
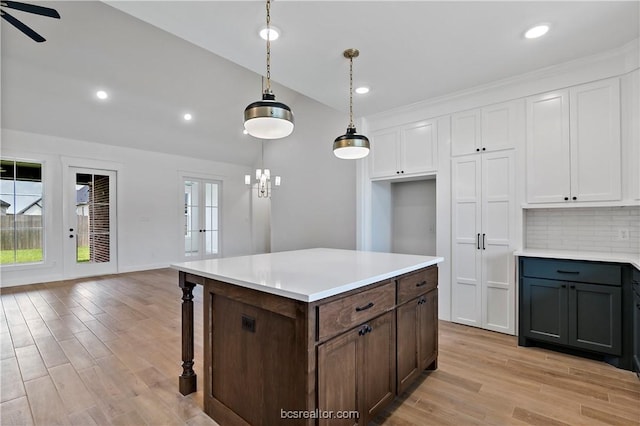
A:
391 179 437 256
266 95 357 252
1 129 255 287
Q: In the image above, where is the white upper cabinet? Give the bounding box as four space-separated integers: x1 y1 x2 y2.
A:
370 119 437 179
526 78 621 204
370 129 400 179
452 101 518 156
451 109 481 156
526 90 571 203
569 79 621 202
482 101 519 153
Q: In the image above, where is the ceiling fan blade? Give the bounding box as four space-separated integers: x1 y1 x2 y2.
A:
1 10 46 42
2 1 60 19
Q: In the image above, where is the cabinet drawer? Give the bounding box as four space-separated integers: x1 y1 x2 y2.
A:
318 281 395 341
521 258 621 286
397 267 438 304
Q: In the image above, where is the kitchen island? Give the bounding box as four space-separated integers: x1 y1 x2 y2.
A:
172 248 443 425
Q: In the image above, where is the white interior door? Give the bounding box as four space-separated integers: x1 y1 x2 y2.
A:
65 167 117 277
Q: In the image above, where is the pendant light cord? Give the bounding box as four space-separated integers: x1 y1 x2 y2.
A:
265 0 272 94
348 55 354 128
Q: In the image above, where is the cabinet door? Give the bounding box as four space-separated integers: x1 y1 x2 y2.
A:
360 311 396 425
568 282 622 355
481 152 515 334
526 90 571 203
451 109 481 156
401 120 437 174
418 289 438 371
370 129 400 179
396 290 438 395
396 298 419 395
481 101 518 153
317 329 360 426
569 78 621 202
521 278 568 345
451 156 482 327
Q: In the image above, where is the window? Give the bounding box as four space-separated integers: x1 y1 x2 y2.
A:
0 160 44 265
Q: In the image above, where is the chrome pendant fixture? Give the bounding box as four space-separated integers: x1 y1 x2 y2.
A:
244 0 294 140
333 48 370 159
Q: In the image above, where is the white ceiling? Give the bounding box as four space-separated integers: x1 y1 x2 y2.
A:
2 1 638 166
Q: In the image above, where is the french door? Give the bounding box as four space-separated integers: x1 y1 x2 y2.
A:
183 178 219 260
65 167 117 277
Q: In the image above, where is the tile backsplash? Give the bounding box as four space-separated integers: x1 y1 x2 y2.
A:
525 206 640 254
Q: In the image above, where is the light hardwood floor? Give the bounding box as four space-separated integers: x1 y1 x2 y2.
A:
1 269 638 425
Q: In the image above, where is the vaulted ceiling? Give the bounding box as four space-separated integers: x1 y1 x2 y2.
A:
2 1 638 166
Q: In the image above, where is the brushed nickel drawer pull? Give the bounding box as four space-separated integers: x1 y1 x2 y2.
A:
355 302 374 312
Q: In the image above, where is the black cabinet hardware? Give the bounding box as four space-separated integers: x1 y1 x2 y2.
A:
477 233 480 250
564 197 569 201
482 147 486 151
415 281 427 288
572 196 577 200
557 270 580 274
476 148 480 152
355 302 374 312
482 233 486 250
358 324 373 336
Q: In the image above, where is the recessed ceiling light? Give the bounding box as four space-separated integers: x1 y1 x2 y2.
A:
259 26 280 41
355 86 370 95
183 113 193 121
525 24 550 39
96 90 108 100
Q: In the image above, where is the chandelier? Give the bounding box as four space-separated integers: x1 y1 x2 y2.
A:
245 142 281 198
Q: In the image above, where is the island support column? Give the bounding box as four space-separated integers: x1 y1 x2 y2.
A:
179 272 197 395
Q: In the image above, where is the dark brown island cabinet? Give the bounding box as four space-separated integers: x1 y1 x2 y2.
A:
174 250 441 426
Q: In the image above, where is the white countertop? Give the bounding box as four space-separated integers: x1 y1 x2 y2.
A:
514 249 639 269
171 248 444 302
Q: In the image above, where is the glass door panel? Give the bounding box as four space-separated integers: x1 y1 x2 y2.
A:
67 167 117 277
183 178 219 260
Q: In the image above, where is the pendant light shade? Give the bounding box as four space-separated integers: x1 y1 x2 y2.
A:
334 48 369 159
244 93 294 139
333 127 370 160
243 0 294 139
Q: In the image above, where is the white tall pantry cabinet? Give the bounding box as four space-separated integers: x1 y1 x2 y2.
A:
450 101 520 335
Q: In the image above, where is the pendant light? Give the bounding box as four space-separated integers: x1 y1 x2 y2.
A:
333 48 370 159
244 0 294 140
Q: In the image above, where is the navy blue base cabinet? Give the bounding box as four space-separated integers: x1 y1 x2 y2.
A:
519 257 633 371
